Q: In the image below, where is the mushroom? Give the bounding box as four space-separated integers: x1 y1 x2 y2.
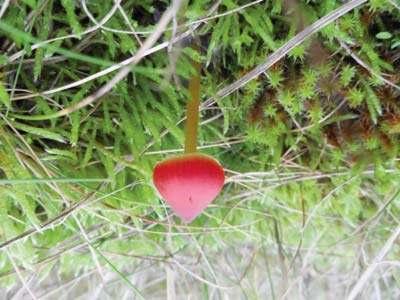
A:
153 56 225 222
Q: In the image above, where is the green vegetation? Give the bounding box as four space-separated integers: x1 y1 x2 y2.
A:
0 0 399 298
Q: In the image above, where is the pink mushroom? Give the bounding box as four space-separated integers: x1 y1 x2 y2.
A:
153 57 225 222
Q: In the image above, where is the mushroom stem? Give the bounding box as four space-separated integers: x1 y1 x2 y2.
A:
184 56 201 154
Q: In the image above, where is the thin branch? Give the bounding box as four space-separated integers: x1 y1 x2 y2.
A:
189 0 263 25
0 181 137 251
339 40 400 92
0 191 95 250
45 0 183 118
10 1 221 103
203 0 368 107
6 0 122 64
6 250 38 300
0 0 10 19
81 0 143 46
347 224 400 300
387 0 400 11
114 0 143 46
74 217 106 281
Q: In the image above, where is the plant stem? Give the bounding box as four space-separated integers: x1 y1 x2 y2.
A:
184 56 201 153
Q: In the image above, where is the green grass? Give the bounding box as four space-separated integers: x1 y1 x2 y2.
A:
0 0 400 298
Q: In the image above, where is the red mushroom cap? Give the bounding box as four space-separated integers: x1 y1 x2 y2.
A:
153 153 225 222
